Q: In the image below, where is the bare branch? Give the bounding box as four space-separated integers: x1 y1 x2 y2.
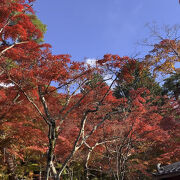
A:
57 112 89 178
8 78 50 125
38 86 54 123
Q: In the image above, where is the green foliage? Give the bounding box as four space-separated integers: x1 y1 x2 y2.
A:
114 61 162 99
29 14 47 43
162 71 180 100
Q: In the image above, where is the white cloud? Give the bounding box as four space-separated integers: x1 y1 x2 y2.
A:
85 58 115 87
85 58 97 67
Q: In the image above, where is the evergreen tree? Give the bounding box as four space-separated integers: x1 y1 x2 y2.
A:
162 71 180 101
114 60 162 99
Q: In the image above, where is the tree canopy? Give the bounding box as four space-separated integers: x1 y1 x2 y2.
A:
0 1 179 180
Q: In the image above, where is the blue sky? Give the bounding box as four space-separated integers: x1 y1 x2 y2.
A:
34 0 180 63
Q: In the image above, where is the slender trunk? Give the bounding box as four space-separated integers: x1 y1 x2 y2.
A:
46 122 57 180
37 86 57 179
40 164 42 180
85 148 92 180
6 153 16 180
57 113 89 179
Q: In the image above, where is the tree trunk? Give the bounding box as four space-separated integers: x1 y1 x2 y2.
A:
46 122 57 180
6 153 16 180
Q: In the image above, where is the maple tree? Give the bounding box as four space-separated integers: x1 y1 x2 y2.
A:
143 25 180 76
0 1 179 180
93 55 179 179
81 55 171 179
0 1 125 179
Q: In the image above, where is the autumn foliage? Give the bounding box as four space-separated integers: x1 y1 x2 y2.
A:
0 0 179 179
